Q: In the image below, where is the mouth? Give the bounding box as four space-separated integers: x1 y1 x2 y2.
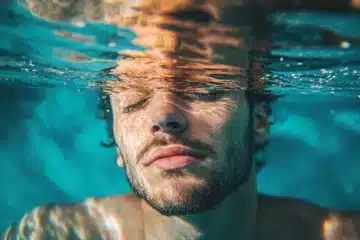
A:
144 145 208 170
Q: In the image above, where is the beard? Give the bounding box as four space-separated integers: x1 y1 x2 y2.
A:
121 116 254 216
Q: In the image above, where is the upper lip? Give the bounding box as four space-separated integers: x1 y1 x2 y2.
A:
144 145 208 166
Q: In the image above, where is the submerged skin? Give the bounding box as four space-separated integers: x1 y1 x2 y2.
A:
4 0 360 239
4 82 360 240
4 192 360 239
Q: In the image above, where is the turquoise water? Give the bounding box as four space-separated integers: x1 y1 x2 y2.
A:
1 2 360 233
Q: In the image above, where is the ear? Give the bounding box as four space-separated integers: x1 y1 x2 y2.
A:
253 103 270 146
116 147 125 168
110 96 124 168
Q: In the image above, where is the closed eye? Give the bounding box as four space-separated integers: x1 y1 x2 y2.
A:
181 91 226 101
122 98 150 113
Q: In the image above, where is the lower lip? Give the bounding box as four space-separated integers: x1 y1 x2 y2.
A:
152 155 201 170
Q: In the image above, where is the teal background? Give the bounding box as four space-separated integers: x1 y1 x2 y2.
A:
1 2 360 233
1 84 360 232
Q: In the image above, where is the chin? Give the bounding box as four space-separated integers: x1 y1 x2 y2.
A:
158 170 209 191
130 166 228 215
145 177 215 214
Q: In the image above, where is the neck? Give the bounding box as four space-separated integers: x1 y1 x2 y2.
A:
183 173 258 240
141 172 257 240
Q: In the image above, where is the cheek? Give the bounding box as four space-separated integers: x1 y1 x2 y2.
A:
113 110 150 156
189 100 249 143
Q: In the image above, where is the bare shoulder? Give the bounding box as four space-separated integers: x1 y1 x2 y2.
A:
258 193 327 216
257 194 360 240
256 194 327 240
3 194 143 239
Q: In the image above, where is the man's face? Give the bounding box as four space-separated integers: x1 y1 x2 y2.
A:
109 85 262 215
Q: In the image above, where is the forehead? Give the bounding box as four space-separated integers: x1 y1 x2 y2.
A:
108 89 248 117
108 81 247 100
107 53 248 88
106 73 248 99
105 54 250 105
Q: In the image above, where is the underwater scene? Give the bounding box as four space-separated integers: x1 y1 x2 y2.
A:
1 0 360 239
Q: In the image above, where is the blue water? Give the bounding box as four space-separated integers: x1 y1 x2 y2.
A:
1 2 360 232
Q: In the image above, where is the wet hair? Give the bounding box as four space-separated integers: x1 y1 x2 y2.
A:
98 91 115 148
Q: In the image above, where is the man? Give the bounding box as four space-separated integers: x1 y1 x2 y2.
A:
4 0 360 239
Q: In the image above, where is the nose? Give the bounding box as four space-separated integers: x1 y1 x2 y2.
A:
151 112 188 135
